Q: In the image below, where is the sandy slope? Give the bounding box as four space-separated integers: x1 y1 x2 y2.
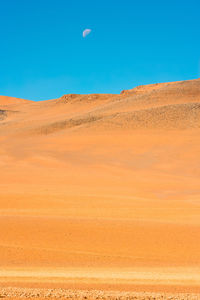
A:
0 79 200 296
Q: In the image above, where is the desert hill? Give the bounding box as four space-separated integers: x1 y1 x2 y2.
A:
1 79 200 136
0 79 200 294
0 95 33 106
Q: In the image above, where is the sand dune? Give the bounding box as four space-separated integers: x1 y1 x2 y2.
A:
0 79 200 298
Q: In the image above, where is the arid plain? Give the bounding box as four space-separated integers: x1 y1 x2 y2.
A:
0 79 200 299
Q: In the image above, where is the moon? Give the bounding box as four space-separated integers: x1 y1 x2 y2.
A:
83 29 91 38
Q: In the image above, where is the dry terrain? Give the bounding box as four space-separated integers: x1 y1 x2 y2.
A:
0 79 200 299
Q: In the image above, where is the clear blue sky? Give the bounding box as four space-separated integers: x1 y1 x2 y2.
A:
0 0 199 100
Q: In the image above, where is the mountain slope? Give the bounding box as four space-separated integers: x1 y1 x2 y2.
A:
0 79 200 293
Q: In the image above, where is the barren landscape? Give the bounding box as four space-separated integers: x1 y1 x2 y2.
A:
0 79 200 299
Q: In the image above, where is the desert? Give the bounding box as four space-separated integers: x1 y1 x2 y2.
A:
0 79 200 299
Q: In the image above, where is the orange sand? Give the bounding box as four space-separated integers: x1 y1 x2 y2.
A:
0 79 200 294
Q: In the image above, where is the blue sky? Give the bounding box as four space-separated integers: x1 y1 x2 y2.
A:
0 0 199 100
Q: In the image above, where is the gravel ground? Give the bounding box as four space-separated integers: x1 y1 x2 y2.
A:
0 288 199 299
